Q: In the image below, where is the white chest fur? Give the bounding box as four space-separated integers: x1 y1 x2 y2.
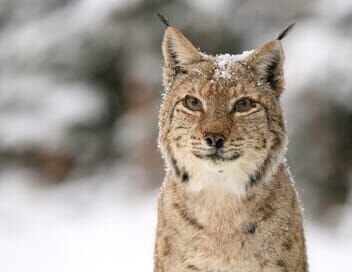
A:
181 152 260 197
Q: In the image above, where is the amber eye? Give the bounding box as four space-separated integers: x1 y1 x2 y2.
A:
183 95 203 111
234 98 253 112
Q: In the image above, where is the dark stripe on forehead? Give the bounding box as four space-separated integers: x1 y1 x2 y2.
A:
196 78 212 97
169 74 199 95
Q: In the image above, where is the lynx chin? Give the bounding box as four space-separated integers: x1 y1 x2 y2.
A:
154 20 308 272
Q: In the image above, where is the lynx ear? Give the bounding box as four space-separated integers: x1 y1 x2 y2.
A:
245 40 285 95
162 27 201 77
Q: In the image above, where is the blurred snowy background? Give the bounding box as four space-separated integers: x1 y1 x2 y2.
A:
0 0 351 271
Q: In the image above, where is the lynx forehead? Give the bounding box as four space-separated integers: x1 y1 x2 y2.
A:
154 21 307 272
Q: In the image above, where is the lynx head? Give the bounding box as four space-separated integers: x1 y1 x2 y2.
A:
158 25 291 196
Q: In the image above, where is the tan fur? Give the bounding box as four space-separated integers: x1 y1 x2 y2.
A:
155 26 308 272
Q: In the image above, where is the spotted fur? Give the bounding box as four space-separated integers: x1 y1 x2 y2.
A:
154 26 308 272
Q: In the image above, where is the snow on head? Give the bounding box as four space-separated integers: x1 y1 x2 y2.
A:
203 50 253 80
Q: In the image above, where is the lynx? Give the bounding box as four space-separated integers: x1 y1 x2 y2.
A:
154 17 308 272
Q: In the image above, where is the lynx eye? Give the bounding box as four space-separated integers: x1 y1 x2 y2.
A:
183 95 203 111
234 98 253 112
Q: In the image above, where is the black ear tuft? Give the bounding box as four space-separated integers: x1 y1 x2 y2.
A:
277 23 295 40
156 13 170 27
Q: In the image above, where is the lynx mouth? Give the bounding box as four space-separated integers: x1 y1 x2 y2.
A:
193 151 240 162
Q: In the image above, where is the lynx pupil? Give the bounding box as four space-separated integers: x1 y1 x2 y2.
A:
191 98 198 107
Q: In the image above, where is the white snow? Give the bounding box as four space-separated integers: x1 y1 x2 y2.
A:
0 76 106 150
0 169 351 272
202 51 253 80
0 166 157 272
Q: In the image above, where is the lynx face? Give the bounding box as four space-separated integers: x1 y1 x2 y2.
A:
159 27 287 195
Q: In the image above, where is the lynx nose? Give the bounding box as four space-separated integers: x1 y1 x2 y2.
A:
204 133 225 148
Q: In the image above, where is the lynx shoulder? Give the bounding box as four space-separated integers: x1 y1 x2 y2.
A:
154 21 308 272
